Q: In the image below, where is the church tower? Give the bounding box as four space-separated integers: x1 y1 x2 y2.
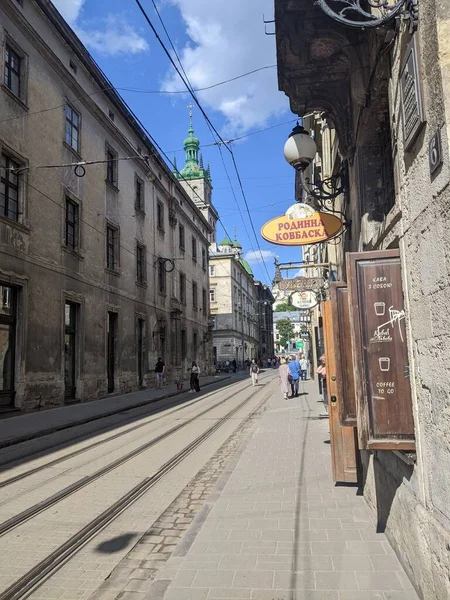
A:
174 105 219 243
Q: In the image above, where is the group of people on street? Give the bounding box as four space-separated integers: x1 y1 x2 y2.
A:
154 358 201 393
278 354 309 399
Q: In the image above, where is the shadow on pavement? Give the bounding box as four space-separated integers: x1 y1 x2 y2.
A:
96 533 137 553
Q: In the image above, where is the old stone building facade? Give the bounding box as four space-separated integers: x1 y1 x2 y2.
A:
209 238 273 366
276 0 450 597
0 0 212 413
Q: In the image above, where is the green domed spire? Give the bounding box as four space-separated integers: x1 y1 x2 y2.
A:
174 106 212 185
219 237 233 246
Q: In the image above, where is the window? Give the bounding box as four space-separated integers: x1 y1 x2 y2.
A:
181 329 187 360
192 236 197 261
65 105 80 152
209 265 215 277
136 244 146 284
106 146 118 187
157 258 166 294
0 154 20 221
106 225 118 271
202 288 207 312
157 200 164 231
192 281 198 310
5 45 21 98
135 175 144 212
179 224 185 251
202 247 206 270
210 289 216 303
179 272 186 304
65 198 79 250
193 332 198 357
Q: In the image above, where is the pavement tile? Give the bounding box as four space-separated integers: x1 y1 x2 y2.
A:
193 569 235 588
370 554 403 571
208 588 252 599
218 555 257 570
356 571 405 591
316 571 359 590
171 569 197 587
232 570 274 589
332 555 373 571
326 530 363 541
346 541 388 555
338 593 385 600
163 587 209 600
273 570 315 590
229 529 262 541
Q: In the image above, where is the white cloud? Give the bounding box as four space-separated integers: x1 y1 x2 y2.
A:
52 1 149 56
52 0 85 24
162 0 289 134
245 249 276 265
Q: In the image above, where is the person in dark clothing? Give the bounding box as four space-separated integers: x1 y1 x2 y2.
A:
155 357 165 389
231 359 237 373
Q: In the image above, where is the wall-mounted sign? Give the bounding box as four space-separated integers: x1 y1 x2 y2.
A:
278 277 323 292
290 291 318 310
261 203 342 246
429 128 443 175
400 35 425 150
347 250 415 451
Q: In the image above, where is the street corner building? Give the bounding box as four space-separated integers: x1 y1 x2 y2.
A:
0 0 216 413
275 0 450 598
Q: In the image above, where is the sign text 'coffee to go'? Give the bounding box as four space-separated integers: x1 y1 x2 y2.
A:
261 203 342 247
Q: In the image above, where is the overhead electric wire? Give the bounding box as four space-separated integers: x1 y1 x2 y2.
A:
134 0 272 284
0 67 276 125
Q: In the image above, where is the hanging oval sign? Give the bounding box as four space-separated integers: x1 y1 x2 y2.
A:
261 203 342 246
290 291 319 310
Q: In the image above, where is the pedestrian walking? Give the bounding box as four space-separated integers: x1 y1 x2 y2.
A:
278 357 290 399
299 354 308 380
189 361 201 393
250 359 260 386
154 357 165 389
232 358 237 373
288 355 301 397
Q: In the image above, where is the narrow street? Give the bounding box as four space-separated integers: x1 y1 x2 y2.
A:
0 374 416 600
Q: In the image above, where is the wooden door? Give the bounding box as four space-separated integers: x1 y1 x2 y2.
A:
330 283 357 427
347 250 415 450
322 300 359 483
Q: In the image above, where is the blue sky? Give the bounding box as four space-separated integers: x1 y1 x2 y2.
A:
53 0 303 285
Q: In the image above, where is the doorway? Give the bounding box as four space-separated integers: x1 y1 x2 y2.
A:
0 284 16 408
137 318 145 387
107 312 118 393
64 301 77 400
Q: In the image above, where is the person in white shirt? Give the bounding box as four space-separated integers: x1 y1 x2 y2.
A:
189 361 201 393
299 354 308 380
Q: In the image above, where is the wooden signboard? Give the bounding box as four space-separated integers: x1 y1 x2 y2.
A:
323 301 359 483
347 250 415 450
330 283 357 427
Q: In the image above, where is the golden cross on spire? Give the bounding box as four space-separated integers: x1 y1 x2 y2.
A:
187 102 194 119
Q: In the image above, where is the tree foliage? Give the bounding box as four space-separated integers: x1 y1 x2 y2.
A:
275 302 296 312
276 318 295 348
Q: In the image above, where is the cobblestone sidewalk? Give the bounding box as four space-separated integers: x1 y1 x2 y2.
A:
91 379 420 600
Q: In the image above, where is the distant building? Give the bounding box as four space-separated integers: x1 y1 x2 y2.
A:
209 238 273 366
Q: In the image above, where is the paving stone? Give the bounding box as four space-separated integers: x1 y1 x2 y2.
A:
232 569 274 589
332 554 374 571
315 571 359 590
273 570 315 590
356 571 405 591
192 569 235 588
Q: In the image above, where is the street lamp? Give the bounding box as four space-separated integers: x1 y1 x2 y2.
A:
283 123 347 206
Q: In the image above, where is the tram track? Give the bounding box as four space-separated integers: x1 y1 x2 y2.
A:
0 374 268 491
0 383 273 600
0 375 272 537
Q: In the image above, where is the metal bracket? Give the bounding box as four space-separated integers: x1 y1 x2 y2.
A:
315 0 418 30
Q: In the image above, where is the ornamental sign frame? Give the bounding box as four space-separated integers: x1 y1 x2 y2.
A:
278 277 323 292
261 203 343 246
290 291 319 310
400 34 425 151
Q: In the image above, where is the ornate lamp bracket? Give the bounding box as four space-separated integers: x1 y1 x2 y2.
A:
315 0 418 31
